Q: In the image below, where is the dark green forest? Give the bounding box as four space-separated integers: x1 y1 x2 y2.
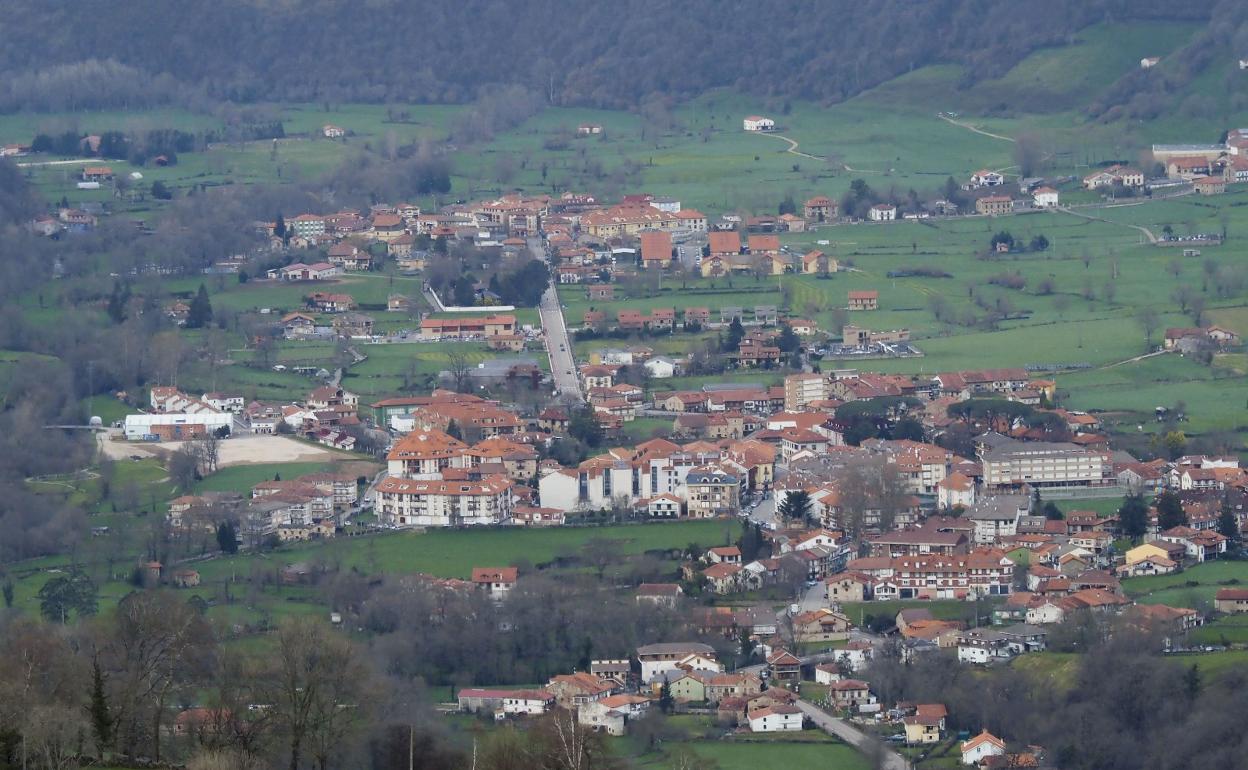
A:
0 0 1226 112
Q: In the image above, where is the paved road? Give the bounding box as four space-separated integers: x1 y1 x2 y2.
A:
528 237 583 401
796 699 910 770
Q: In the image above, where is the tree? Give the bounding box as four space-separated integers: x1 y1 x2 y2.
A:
1135 307 1159 351
1155 490 1187 531
723 317 745 352
274 213 287 239
777 324 801 353
262 618 373 770
1043 501 1064 520
1118 494 1148 542
88 657 113 755
568 404 604 448
216 521 238 554
659 679 674 714
1162 430 1187 460
150 179 172 199
186 283 213 329
104 591 211 761
169 447 201 491
1218 499 1241 555
445 418 462 440
777 489 813 525
38 569 98 623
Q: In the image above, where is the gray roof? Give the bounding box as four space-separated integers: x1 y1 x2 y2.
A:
981 438 1094 461
636 642 716 657
964 495 1029 521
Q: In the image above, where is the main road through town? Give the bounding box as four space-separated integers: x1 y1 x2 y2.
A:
528 236 583 401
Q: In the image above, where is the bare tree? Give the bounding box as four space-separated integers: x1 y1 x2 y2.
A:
1135 308 1159 352
261 617 373 770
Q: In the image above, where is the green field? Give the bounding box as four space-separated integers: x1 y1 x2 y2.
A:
195 518 737 582
636 739 868 770
1122 561 1248 609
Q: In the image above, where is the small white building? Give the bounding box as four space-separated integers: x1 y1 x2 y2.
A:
1140 56 1161 69
644 356 677 379
937 472 976 510
961 730 1007 765
743 115 776 132
747 704 804 732
322 124 346 138
1032 186 1059 208
869 204 897 222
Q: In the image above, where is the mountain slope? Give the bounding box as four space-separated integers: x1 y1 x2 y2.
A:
0 0 1218 111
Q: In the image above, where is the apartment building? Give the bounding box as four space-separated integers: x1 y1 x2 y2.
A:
375 476 513 527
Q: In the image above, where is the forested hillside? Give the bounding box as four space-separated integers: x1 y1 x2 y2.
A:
0 0 1222 112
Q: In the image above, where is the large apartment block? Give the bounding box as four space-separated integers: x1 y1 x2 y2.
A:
979 436 1107 489
376 476 513 527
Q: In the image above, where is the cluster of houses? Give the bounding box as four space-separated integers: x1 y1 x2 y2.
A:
167 470 359 545
124 384 363 450
1147 128 1248 194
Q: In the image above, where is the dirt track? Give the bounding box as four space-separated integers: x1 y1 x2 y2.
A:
97 432 347 466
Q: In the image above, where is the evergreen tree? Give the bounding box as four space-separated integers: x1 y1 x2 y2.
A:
1118 494 1149 542
274 212 287 238
38 569 98 623
777 324 800 353
1043 501 1064 520
106 279 129 323
216 521 238 554
1217 500 1240 555
445 419 462 440
1155 490 1187 531
568 404 604 448
88 658 113 754
1 578 12 608
185 283 213 328
777 490 813 525
723 317 745 352
659 679 674 714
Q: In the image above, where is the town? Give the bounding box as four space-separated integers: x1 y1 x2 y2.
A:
4 11 1248 769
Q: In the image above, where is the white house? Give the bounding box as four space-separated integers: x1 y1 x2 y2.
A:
1140 57 1161 69
961 731 1007 765
743 115 776 132
201 393 244 413
644 357 677 379
1032 187 1059 208
322 124 346 138
868 204 897 222
937 472 975 510
970 169 1004 188
747 704 803 732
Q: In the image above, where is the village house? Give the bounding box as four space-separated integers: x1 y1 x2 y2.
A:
471 566 519 600
743 115 776 132
962 730 1007 765
747 704 803 732
868 203 897 221
975 195 1014 216
847 290 879 310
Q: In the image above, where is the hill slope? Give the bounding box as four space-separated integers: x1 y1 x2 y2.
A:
0 0 1218 111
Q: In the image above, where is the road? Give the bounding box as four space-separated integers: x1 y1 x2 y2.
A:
796 700 911 770
528 237 583 401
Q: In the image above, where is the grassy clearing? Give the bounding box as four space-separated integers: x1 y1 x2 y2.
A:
195 519 737 582
1010 652 1081 691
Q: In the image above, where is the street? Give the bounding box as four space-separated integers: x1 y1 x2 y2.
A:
796 700 910 770
528 237 583 400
